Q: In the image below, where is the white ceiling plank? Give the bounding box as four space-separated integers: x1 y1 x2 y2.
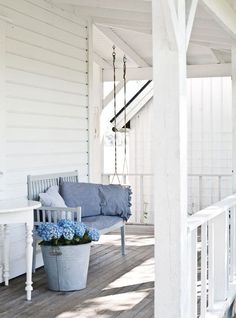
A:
93 17 152 33
93 52 112 68
97 26 150 67
191 40 232 50
201 0 236 39
54 0 151 13
103 64 232 81
75 6 151 23
186 0 199 48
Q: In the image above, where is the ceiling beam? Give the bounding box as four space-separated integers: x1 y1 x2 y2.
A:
75 6 151 23
54 0 151 13
97 25 150 67
103 64 232 81
191 40 232 50
201 0 236 39
186 0 199 48
93 17 152 33
93 52 112 69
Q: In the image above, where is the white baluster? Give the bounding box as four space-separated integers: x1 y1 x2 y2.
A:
230 207 235 282
208 221 215 310
201 223 208 318
190 228 198 318
214 211 229 301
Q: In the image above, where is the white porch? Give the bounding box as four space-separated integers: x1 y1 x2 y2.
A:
0 0 236 318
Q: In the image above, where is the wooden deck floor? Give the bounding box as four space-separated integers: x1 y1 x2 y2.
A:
0 225 154 318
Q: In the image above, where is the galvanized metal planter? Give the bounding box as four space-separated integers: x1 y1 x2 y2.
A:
41 243 91 291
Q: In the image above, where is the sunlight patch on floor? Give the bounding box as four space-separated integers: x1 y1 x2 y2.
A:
99 234 154 247
104 257 154 289
56 291 149 318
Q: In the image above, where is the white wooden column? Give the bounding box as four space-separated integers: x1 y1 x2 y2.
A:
232 43 236 193
87 20 103 183
0 16 8 283
0 17 8 199
152 1 188 317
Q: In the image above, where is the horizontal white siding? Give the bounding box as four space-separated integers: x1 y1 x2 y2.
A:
0 0 89 279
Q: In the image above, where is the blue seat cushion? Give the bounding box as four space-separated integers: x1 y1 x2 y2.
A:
60 181 101 217
82 215 123 231
99 184 132 221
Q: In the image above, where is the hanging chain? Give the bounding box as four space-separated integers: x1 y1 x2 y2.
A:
111 45 120 184
122 55 128 176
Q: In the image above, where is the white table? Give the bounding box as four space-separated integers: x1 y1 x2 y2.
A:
0 199 41 301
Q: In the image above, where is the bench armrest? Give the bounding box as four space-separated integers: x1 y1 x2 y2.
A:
34 206 81 223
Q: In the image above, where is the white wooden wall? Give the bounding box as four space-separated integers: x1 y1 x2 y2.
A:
0 0 89 279
129 77 232 221
129 99 153 223
188 77 232 213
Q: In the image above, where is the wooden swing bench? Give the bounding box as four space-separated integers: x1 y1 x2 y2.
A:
27 171 128 271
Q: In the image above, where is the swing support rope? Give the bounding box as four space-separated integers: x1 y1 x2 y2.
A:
111 45 120 184
122 55 129 177
111 46 128 184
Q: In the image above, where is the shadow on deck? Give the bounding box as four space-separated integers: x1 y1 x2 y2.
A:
0 225 154 318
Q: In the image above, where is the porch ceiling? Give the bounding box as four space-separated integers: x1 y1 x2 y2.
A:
52 0 235 76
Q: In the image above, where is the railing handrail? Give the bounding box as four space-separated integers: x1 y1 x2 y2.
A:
188 193 236 231
189 173 232 177
103 173 232 177
110 80 152 124
102 173 153 177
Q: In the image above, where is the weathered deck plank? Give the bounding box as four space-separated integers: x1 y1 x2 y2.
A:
0 225 154 318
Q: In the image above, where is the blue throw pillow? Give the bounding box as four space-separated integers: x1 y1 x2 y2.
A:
99 184 132 221
60 181 101 217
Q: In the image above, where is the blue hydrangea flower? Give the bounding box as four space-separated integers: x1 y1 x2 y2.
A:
63 226 75 240
57 219 76 229
88 228 100 241
74 222 86 238
37 223 63 241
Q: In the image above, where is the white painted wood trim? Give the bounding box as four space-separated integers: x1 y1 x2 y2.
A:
103 81 124 109
97 25 149 67
186 0 199 48
54 0 151 13
0 18 7 200
88 18 93 182
152 0 188 317
201 0 236 40
232 44 236 193
103 64 232 81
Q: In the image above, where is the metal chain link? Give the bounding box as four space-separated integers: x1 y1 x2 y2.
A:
111 45 120 184
122 55 128 175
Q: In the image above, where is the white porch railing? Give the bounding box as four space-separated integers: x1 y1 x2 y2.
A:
188 174 232 214
102 173 233 223
188 193 236 318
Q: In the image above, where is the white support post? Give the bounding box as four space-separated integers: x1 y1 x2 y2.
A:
232 43 236 193
88 20 103 183
0 17 7 200
152 0 188 317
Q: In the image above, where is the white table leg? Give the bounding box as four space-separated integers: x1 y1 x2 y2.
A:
3 224 10 286
25 223 33 301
